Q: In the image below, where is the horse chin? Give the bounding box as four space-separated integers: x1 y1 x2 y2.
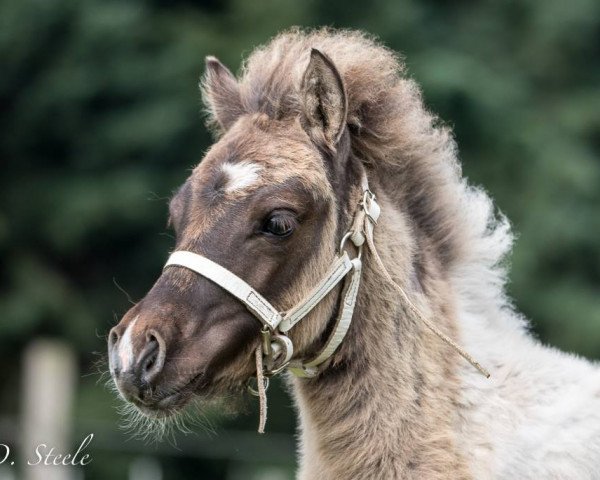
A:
129 374 244 421
135 390 195 419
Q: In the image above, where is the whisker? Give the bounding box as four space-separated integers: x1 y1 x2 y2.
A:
112 278 136 306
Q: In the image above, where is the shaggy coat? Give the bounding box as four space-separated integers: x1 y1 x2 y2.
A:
218 29 600 480
109 28 600 480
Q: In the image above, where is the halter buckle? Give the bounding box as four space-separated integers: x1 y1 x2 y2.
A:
360 189 380 225
260 329 294 376
260 325 273 357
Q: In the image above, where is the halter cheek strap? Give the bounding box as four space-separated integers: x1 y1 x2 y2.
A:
287 255 362 377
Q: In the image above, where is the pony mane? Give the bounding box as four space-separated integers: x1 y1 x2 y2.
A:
206 27 516 324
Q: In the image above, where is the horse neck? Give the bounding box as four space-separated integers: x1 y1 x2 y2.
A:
290 189 472 480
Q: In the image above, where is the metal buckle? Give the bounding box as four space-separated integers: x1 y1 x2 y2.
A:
338 188 377 257
260 325 272 357
259 327 294 376
360 190 378 225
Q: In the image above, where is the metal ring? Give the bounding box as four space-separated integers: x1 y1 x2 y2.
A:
339 230 363 260
270 334 294 365
246 376 269 397
338 231 354 254
263 334 294 376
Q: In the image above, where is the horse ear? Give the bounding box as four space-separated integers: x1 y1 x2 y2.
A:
201 56 244 131
300 49 348 149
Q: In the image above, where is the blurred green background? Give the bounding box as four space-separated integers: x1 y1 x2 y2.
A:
0 0 598 479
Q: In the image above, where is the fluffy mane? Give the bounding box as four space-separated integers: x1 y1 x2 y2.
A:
206 27 516 328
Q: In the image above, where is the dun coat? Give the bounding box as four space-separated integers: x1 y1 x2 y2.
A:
109 28 600 479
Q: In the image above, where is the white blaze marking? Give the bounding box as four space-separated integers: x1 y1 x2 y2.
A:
221 161 262 192
119 315 139 371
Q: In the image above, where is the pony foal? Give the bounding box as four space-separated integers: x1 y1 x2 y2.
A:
108 29 600 479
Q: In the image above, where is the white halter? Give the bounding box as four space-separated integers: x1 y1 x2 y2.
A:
164 175 380 379
163 174 488 433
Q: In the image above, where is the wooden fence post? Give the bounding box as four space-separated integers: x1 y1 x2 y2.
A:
21 339 77 480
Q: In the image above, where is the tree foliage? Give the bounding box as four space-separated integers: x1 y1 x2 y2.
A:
0 0 598 477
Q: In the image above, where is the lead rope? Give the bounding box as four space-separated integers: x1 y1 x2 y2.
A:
365 231 490 378
252 190 489 433
255 344 268 433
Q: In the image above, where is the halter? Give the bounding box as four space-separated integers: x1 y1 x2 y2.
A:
163 173 489 432
164 174 380 379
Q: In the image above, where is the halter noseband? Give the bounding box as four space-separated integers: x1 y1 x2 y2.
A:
163 174 380 379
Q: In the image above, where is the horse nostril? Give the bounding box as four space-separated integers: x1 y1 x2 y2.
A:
108 327 122 376
108 328 120 349
138 332 166 384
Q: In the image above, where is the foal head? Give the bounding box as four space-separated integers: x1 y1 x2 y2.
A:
108 50 363 420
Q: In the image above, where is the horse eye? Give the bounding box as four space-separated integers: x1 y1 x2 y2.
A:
261 214 295 237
